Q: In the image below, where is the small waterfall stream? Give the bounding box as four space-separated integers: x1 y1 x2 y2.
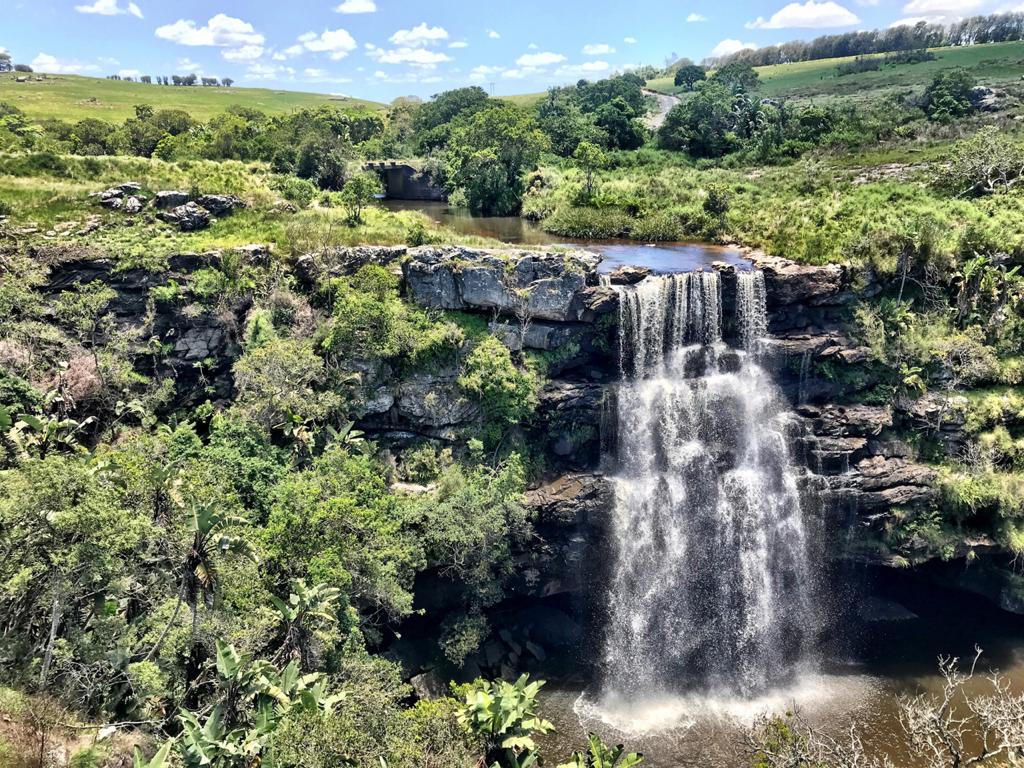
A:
599 270 820 703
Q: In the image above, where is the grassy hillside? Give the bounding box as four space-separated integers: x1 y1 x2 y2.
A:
0 73 384 122
647 41 1024 100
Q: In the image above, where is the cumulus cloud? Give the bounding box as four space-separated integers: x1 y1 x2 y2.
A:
556 60 612 77
469 64 503 81
75 0 143 18
155 14 264 47
390 22 448 47
367 45 452 66
687 12 708 21
449 40 469 48
334 0 376 12
746 0 860 29
486 29 501 39
624 36 637 44
304 67 327 77
710 38 758 57
222 44 264 61
516 51 566 66
118 68 141 77
30 52 100 73
582 43 615 55
298 28 358 60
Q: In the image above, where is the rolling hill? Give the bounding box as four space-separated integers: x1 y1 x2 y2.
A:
0 73 384 122
646 40 1024 101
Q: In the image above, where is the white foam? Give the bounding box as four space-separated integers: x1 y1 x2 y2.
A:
573 672 881 735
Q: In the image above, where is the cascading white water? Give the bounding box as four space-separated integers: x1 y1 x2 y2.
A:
601 270 818 701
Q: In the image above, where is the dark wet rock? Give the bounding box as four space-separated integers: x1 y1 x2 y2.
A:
608 265 651 285
409 670 447 700
196 194 245 216
158 201 211 231
154 190 190 209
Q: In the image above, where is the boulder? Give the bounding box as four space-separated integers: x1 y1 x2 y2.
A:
154 190 190 209
196 194 245 216
158 202 211 232
123 196 144 215
607 265 651 285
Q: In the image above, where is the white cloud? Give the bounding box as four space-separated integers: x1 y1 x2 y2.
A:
902 0 980 12
30 52 99 73
282 44 304 57
75 0 143 18
155 14 264 47
300 28 358 60
486 29 501 39
501 67 538 79
528 42 539 49
449 40 469 48
746 0 860 29
367 44 451 67
222 44 264 61
334 0 376 12
687 12 708 21
582 43 615 55
118 68 141 77
469 64 503 81
176 57 203 73
389 22 448 47
516 51 566 66
556 60 612 77
624 36 637 44
248 62 293 80
710 38 758 57
304 67 327 77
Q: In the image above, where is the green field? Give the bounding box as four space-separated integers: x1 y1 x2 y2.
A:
0 73 384 122
647 41 1024 100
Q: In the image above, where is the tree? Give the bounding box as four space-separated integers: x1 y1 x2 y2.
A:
338 171 382 225
0 52 12 73
573 140 607 197
712 60 759 91
222 77 234 87
446 103 549 215
14 64 33 73
594 96 646 150
145 500 256 660
923 68 976 121
657 81 738 157
674 64 706 90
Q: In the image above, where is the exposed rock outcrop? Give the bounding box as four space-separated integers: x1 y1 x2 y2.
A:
403 246 610 323
158 201 211 231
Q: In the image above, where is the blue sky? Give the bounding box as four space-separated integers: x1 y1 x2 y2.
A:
1 0 1013 100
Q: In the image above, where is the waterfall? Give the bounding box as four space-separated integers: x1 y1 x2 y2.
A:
601 270 819 701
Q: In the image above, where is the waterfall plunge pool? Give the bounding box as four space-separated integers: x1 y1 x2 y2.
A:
381 200 752 273
534 565 1024 767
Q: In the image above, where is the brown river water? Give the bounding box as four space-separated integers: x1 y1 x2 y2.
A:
382 200 752 274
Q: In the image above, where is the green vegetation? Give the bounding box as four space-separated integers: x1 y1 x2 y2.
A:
0 73 382 122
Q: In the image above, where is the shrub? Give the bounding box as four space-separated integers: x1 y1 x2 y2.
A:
922 68 976 122
458 336 540 446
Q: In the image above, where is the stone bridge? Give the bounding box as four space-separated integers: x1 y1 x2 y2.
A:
365 160 446 201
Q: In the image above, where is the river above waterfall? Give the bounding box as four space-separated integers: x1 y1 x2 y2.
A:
381 200 751 273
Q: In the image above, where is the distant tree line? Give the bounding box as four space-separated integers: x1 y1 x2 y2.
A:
714 12 1024 67
0 52 33 74
106 73 234 87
